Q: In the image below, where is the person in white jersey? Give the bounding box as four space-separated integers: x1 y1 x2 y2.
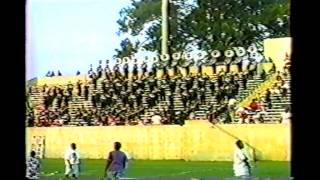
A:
64 143 81 179
233 140 251 179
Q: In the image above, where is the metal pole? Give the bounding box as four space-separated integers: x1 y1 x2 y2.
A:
161 0 169 55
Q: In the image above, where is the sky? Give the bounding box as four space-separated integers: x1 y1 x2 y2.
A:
26 0 133 80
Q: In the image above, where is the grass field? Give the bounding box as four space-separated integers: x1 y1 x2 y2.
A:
40 159 290 179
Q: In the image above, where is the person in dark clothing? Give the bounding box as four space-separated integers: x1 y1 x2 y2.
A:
76 70 81 75
88 65 94 78
46 71 51 77
215 89 223 104
217 75 223 88
198 61 203 75
123 80 129 92
57 94 63 108
101 95 107 109
141 61 147 76
123 62 129 79
260 69 266 80
147 95 153 108
95 93 101 107
91 94 97 108
241 72 248 89
237 60 243 73
226 63 231 74
51 71 55 77
169 79 176 93
169 94 174 107
76 81 82 96
131 81 138 93
57 70 62 76
67 81 73 95
152 63 157 76
137 78 144 90
210 80 215 95
128 95 134 109
269 62 276 73
212 63 217 74
92 74 98 90
84 84 89 100
160 84 166 101
64 95 70 107
178 111 187 126
101 81 107 94
182 92 188 108
97 61 103 79
136 92 142 107
133 60 138 78
113 64 120 77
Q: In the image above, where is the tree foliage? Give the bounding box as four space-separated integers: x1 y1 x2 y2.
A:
114 0 290 57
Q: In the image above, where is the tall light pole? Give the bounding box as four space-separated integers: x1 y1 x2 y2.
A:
161 0 169 55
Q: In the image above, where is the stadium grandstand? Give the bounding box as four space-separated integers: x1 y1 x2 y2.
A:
26 49 291 127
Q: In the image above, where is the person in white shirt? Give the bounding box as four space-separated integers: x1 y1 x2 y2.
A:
64 143 81 179
228 98 237 108
151 114 162 125
233 140 251 178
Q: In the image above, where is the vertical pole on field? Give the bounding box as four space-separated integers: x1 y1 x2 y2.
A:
161 0 169 55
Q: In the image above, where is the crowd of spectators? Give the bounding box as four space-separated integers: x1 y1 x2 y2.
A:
233 71 291 124
27 59 288 127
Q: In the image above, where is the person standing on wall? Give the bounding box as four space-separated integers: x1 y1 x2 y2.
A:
64 143 81 179
233 140 251 179
104 142 128 180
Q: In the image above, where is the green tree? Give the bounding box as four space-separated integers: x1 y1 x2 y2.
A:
114 0 289 57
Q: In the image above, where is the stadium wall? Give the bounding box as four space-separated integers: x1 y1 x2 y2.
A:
26 122 290 161
264 37 292 72
36 75 88 86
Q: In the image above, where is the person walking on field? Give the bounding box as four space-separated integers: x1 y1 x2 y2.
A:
64 143 81 179
233 140 251 179
26 151 41 180
104 142 128 180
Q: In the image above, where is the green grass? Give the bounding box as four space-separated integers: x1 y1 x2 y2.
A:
41 159 290 179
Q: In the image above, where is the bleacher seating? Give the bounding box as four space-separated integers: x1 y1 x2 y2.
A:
26 62 291 127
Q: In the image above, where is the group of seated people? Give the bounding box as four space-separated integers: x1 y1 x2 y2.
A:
233 71 291 124
27 59 289 127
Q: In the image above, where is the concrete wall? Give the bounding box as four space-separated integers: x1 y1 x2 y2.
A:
264 37 292 72
26 122 291 161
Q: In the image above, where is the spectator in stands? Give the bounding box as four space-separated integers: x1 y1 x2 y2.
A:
132 59 138 78
151 62 157 76
249 99 259 112
235 106 247 124
123 61 129 79
260 69 266 80
281 81 290 100
281 107 291 124
84 83 89 100
200 88 206 105
141 61 147 76
46 71 51 77
97 60 103 79
27 112 35 127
